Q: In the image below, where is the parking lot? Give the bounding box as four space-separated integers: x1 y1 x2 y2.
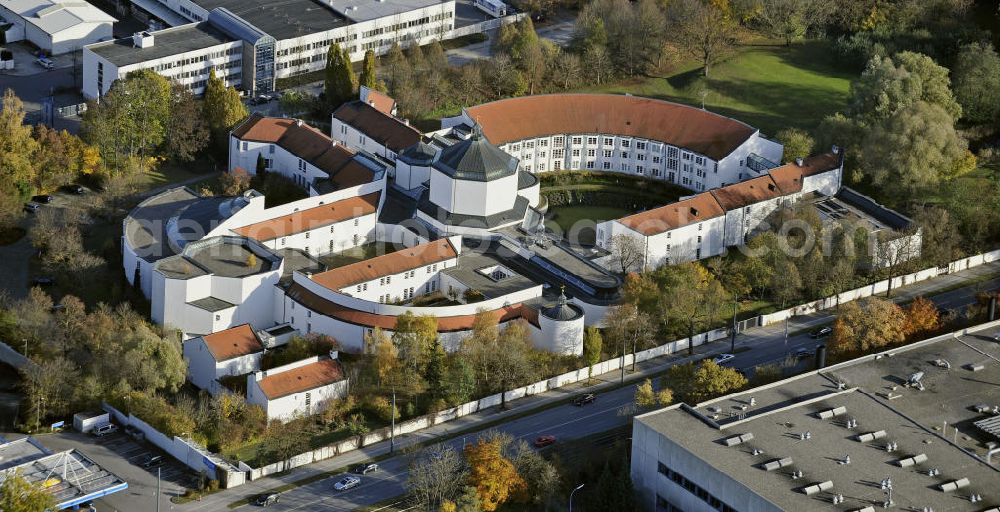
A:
39 428 196 512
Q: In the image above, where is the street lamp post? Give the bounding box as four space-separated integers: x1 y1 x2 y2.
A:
389 385 396 454
730 294 738 353
569 483 585 512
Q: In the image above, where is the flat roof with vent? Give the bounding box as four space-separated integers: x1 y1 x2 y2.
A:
87 22 235 67
320 0 448 22
635 323 1000 511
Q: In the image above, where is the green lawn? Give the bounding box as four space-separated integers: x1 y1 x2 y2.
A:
138 160 217 193
575 40 854 135
545 205 632 245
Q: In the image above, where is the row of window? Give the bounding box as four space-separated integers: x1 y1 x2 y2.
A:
657 462 738 512
151 48 239 72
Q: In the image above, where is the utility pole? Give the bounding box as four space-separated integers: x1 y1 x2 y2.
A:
569 483 585 512
156 467 161 512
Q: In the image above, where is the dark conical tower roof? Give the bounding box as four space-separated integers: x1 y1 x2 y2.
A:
432 123 518 182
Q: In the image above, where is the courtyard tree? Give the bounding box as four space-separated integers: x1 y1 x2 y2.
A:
1 89 39 195
775 127 814 163
393 311 438 374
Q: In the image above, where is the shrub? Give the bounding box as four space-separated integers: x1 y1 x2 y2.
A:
207 479 220 492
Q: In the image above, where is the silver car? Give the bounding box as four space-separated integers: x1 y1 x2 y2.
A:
333 476 360 491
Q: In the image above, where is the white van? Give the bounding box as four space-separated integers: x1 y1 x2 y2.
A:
93 423 117 437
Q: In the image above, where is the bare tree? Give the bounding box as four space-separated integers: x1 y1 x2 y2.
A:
406 444 467 509
755 0 831 45
666 0 740 77
609 233 644 274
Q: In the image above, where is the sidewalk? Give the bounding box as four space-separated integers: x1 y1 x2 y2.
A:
183 260 1000 510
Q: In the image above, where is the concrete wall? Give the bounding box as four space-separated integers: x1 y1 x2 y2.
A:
102 402 246 488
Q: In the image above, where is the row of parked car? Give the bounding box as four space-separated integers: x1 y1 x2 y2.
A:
23 185 86 213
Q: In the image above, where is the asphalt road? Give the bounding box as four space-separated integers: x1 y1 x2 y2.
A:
227 269 1000 512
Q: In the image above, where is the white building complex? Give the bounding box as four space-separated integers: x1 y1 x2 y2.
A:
631 325 1000 512
125 93 919 372
0 0 114 55
82 0 460 98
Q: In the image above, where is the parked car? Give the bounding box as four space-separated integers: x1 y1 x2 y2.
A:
574 393 596 406
30 276 54 286
713 353 736 365
24 202 41 213
333 476 361 491
352 463 378 474
993 332 1000 342
141 454 163 468
124 424 144 441
253 492 280 507
810 326 833 338
67 184 86 194
92 423 117 437
793 348 812 360
534 435 556 448
35 57 54 70
31 195 53 204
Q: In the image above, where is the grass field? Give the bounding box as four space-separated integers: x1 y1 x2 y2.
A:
545 205 632 245
575 40 854 135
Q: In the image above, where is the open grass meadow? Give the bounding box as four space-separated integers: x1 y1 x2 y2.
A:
575 40 855 136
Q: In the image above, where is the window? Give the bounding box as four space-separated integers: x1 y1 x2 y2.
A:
525 141 535 149
637 165 644 174
603 137 613 146
269 144 275 154
281 238 286 246
653 156 661 164
698 223 703 231
572 149 580 157
697 235 702 243
621 140 630 148
695 156 705 165
603 162 611 170
241 142 248 150
298 159 306 171
554 136 564 146
586 161 595 169
637 154 646 161
604 150 613 158
305 232 310 239
354 219 359 227
539 139 548 147
620 163 629 171
386 276 391 284
587 136 597 145
553 149 564 159
572 136 582 145
636 141 646 150
621 152 629 159
357 285 362 292
587 149 596 157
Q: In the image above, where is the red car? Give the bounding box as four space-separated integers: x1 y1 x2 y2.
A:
534 435 556 448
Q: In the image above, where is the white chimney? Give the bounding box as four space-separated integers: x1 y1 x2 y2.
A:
329 349 339 360
295 119 303 127
133 31 154 48
831 144 840 154
795 157 804 167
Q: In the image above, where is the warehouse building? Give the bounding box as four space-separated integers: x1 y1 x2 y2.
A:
0 0 114 54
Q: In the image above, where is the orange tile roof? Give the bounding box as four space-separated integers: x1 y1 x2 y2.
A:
332 101 421 152
766 165 803 194
232 114 358 179
618 193 726 236
286 281 529 331
766 152 841 194
365 90 396 115
258 358 345 399
234 193 380 241
311 238 458 290
710 175 783 210
465 94 757 161
201 324 263 361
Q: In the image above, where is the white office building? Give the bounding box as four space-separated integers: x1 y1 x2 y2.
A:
246 355 349 421
0 0 114 55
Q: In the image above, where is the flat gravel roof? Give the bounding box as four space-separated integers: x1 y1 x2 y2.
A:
88 22 235 67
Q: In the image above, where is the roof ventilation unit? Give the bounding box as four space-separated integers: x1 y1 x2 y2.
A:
799 480 833 495
761 457 793 471
816 406 847 419
855 430 887 442
893 453 928 467
938 477 970 492
722 432 755 447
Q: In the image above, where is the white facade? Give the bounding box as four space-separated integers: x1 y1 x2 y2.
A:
0 0 114 55
427 167 519 218
183 334 263 392
82 25 242 99
599 214 728 271
442 114 783 194
246 356 349 421
229 132 341 190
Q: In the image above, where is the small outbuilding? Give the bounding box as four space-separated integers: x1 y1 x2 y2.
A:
72 410 109 433
0 0 115 55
